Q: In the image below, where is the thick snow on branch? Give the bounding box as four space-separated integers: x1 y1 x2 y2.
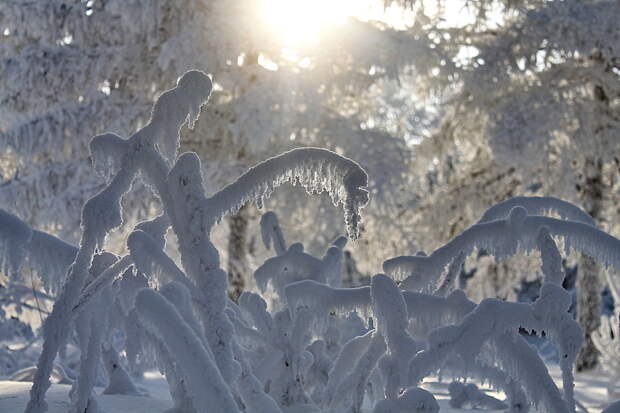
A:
325 330 374 405
406 279 576 412
477 196 595 226
321 245 345 287
254 243 325 297
135 288 240 413
28 230 78 294
329 332 386 412
442 360 528 412
385 205 620 289
523 215 620 269
149 70 213 163
127 230 192 291
402 289 476 341
205 147 369 239
384 214 518 288
371 274 419 399
401 230 581 411
285 280 371 323
71 255 133 315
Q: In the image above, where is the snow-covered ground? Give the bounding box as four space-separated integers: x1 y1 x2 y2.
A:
0 365 614 413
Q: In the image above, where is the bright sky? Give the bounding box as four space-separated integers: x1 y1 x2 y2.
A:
260 0 478 48
259 0 417 48
260 0 352 47
257 0 484 73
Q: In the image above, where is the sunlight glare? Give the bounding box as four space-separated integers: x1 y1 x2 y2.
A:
261 0 353 47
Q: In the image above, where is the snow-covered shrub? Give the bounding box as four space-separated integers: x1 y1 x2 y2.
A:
19 70 370 413
7 70 620 413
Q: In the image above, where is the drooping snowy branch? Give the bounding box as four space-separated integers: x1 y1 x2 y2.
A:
329 332 386 413
477 196 595 226
385 205 620 290
285 280 372 324
405 251 579 413
402 289 476 340
71 255 133 315
204 147 369 239
0 208 77 293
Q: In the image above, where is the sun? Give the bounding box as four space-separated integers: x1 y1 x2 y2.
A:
261 0 352 47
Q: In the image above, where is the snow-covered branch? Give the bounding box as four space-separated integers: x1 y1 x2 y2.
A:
205 147 369 239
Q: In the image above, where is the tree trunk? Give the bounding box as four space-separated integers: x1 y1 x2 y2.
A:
575 157 603 371
227 204 249 301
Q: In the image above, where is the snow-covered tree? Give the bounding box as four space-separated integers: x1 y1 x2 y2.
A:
0 0 423 297
393 0 620 369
